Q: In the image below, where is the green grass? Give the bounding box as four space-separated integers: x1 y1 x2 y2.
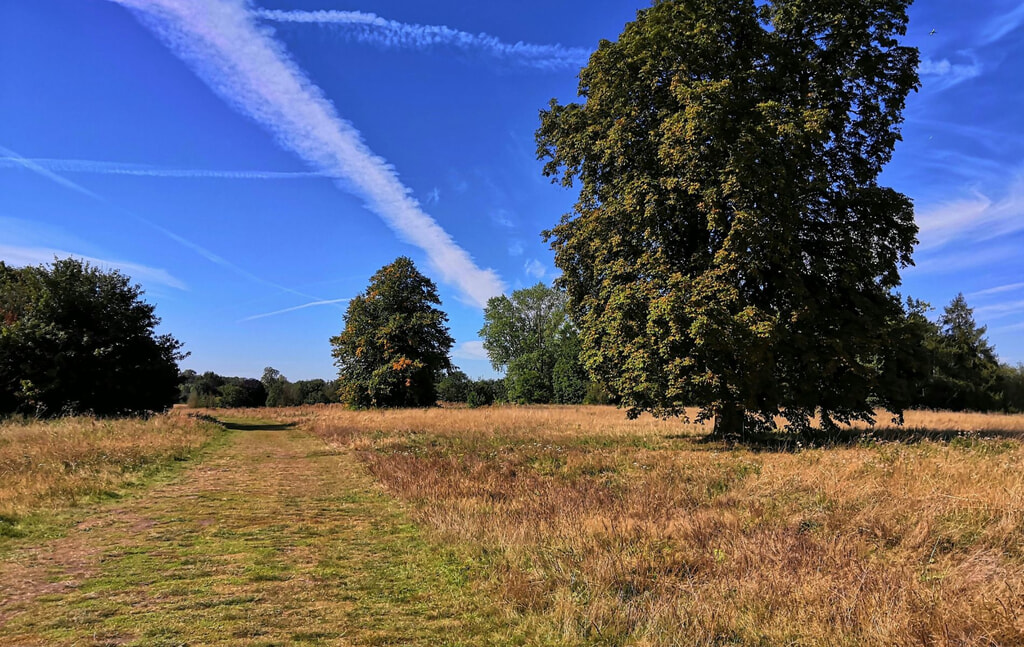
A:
0 420 556 646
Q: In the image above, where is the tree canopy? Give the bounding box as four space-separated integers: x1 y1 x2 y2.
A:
330 257 454 408
0 258 185 416
479 283 587 404
916 294 1001 412
537 0 921 434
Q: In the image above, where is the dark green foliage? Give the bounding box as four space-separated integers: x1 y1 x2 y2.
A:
294 379 337 405
552 332 589 404
583 382 614 406
0 258 185 416
916 295 1002 412
505 353 553 404
467 379 506 408
218 378 268 408
537 0 921 434
999 364 1024 413
437 370 472 403
261 366 294 407
180 367 334 408
331 257 454 408
479 283 586 404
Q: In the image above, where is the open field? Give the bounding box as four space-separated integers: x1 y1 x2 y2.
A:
2 406 1023 645
292 405 1024 646
0 415 223 531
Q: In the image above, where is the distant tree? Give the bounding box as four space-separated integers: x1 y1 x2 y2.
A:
479 283 585 404
261 367 294 407
919 294 1001 411
537 0 921 435
218 378 267 408
552 329 589 404
437 370 472 403
0 258 185 416
331 257 454 408
467 378 506 408
999 364 1024 413
294 379 333 405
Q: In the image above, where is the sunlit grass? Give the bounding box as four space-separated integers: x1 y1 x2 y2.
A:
0 415 222 526
284 404 1024 646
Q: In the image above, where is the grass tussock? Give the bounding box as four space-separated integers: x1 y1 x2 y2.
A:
0 415 221 525
280 404 1024 646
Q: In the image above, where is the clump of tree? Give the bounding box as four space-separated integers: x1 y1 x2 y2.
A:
436 370 508 407
331 257 453 408
537 0 921 435
178 368 338 408
179 370 267 408
912 294 1023 413
479 283 591 404
0 258 185 417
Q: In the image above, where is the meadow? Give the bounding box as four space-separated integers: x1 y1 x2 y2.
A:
0 414 222 535
2 406 1023 646
287 405 1024 646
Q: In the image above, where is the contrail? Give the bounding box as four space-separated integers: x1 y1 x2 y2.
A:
241 298 351 322
0 244 187 291
0 157 332 180
108 0 506 308
0 144 328 303
0 146 104 200
253 8 590 71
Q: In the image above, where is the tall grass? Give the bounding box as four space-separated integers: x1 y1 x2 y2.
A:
0 415 221 523
293 405 1024 646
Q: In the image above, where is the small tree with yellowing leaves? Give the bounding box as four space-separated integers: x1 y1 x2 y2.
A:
330 257 454 408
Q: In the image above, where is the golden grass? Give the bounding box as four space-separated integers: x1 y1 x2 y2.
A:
0 415 221 521
271 404 1024 646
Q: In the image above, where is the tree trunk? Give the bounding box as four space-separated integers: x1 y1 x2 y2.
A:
714 401 745 439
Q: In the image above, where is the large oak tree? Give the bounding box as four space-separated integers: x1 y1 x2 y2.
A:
537 0 921 435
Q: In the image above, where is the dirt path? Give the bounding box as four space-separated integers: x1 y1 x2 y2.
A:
0 421 527 646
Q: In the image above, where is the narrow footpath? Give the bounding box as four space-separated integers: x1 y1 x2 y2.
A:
0 421 526 646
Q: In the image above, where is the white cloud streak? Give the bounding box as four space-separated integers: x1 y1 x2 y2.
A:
1 144 327 304
970 282 1024 298
0 244 187 291
253 9 590 71
919 56 983 91
983 2 1024 45
0 146 104 200
976 299 1024 320
109 0 505 308
915 173 1024 250
452 340 489 361
0 156 329 180
241 297 350 322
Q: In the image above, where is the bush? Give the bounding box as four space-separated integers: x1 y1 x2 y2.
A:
0 258 185 416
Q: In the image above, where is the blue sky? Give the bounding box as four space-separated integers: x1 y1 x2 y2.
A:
2 0 1023 381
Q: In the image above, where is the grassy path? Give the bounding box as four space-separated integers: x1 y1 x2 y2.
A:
0 420 531 646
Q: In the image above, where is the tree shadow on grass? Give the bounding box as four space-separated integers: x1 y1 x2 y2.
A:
691 425 1024 453
218 420 297 432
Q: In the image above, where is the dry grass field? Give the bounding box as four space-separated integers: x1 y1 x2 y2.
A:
2 406 1023 645
260 405 1024 646
0 414 222 527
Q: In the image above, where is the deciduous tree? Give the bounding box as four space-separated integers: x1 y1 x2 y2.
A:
537 0 921 435
331 257 454 408
0 258 185 416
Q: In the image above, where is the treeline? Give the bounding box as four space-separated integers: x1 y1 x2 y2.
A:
178 367 339 409
909 295 1024 413
1 259 183 417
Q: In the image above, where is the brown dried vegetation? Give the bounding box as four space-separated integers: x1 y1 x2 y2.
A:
276 405 1024 646
0 415 219 521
